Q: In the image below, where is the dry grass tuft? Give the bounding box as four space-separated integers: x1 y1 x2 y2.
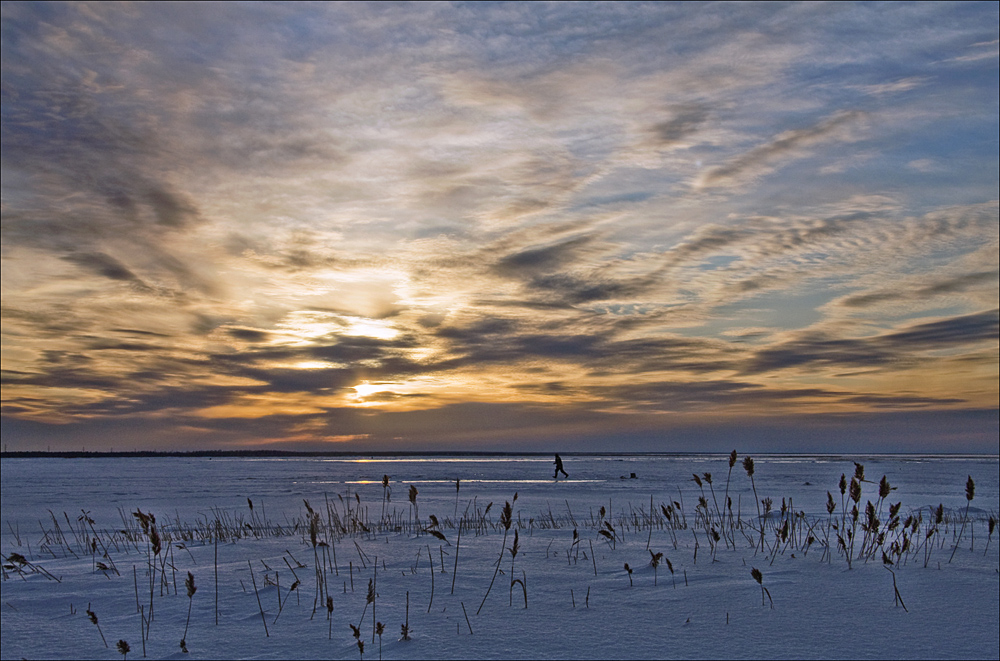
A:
477 500 514 614
949 476 975 563
750 567 773 608
649 550 662 586
87 604 108 647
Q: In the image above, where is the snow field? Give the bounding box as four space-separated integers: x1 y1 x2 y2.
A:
2 454 998 660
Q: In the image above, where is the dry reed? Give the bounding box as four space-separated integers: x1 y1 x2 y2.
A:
949 476 975 563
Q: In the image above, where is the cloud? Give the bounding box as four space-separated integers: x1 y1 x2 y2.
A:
852 77 928 96
881 308 998 347
227 328 271 342
649 105 709 148
907 159 938 173
744 309 999 374
695 111 865 189
589 379 966 414
493 235 599 277
839 270 998 308
941 44 999 63
61 252 143 284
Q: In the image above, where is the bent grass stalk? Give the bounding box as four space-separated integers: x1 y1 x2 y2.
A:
461 601 473 634
924 504 944 568
426 545 435 613
882 559 908 612
248 560 269 637
476 500 512 614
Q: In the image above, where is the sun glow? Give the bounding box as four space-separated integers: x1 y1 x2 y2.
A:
352 381 392 399
274 311 344 345
293 361 339 370
342 317 399 340
269 310 400 346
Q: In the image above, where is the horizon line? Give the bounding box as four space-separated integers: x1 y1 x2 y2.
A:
2 450 997 459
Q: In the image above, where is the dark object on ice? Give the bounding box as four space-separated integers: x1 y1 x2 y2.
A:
553 454 569 479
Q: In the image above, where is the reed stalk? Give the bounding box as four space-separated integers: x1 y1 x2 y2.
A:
476 501 512 614
248 560 269 637
949 476 975 563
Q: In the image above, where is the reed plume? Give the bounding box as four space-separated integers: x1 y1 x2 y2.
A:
949 476 975 563
408 485 419 534
743 457 763 551
723 451 737 543
923 504 944 568
985 516 996 557
400 591 411 640
649 550 663 586
87 605 108 648
181 571 196 652
751 567 772 608
381 475 390 524
477 500 512 614
509 529 520 605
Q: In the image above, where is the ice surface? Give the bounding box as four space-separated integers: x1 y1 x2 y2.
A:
1 454 997 659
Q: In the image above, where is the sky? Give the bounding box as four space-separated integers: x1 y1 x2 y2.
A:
1 2 997 454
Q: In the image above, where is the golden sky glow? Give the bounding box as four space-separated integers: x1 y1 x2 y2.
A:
1 3 997 452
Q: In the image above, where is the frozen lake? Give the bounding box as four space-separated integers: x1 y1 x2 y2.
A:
2 453 998 659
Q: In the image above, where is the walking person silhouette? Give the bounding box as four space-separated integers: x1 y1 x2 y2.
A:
553 453 569 479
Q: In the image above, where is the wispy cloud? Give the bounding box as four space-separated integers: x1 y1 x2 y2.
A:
743 309 999 375
694 111 866 189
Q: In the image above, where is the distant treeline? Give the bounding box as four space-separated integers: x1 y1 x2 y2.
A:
4 450 977 460
0 450 560 459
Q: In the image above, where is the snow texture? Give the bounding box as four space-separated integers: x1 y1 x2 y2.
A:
1 454 998 660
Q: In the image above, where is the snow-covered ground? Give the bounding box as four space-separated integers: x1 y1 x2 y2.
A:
2 454 998 660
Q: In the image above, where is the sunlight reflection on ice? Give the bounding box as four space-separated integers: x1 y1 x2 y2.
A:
341 479 605 484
